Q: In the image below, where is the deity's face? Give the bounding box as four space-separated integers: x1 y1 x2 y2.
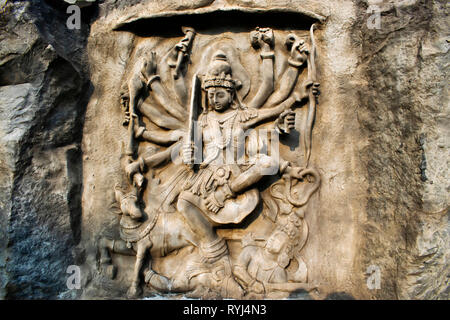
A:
207 87 233 112
265 231 289 254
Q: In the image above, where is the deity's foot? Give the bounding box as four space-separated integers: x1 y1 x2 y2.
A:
210 255 245 299
197 238 245 299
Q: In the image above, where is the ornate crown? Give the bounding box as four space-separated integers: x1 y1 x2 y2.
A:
202 72 236 90
202 51 236 90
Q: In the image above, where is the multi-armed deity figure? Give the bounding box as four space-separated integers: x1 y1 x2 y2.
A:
98 26 321 298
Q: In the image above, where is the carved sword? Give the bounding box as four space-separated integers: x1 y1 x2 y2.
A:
186 74 201 169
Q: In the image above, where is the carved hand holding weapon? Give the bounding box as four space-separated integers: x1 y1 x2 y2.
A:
184 74 201 169
169 27 196 80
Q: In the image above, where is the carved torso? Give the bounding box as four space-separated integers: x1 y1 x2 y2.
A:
200 107 260 167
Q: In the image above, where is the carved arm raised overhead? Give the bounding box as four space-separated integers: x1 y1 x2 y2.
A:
138 100 184 130
246 27 275 109
264 34 310 108
141 52 187 122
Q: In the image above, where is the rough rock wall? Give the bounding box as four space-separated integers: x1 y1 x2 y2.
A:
352 0 449 299
0 0 448 299
0 0 93 299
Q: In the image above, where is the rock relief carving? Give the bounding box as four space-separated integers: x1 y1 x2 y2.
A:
98 24 321 299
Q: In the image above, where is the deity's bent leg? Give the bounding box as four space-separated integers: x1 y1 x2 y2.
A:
231 155 287 193
177 198 216 242
177 197 228 264
175 196 242 297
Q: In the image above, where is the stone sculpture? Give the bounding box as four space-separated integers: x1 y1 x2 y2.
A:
1 0 447 302
98 24 321 299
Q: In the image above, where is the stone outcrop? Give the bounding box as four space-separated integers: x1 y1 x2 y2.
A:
0 0 93 299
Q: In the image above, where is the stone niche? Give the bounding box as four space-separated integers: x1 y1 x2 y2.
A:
72 0 447 300
82 2 330 299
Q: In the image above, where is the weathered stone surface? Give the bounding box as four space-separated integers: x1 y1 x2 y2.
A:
0 0 91 299
352 0 449 299
0 0 448 299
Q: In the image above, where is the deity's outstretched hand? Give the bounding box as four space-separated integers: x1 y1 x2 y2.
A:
123 157 145 188
285 34 309 66
250 27 274 49
292 81 320 103
182 142 195 166
312 82 320 96
285 166 306 180
276 109 296 134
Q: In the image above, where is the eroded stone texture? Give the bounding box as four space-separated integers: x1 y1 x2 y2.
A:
0 0 448 300
0 0 92 299
352 0 449 299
